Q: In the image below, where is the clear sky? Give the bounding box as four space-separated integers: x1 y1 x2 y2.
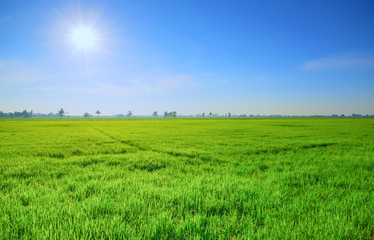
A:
1 0 374 116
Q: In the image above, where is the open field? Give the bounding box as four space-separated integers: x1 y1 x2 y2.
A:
0 118 373 239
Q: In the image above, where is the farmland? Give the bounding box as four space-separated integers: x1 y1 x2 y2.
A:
0 118 373 239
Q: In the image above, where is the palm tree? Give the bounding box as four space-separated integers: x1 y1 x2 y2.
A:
95 110 101 118
127 111 133 117
30 110 33 118
83 112 89 118
152 111 158 117
58 108 65 118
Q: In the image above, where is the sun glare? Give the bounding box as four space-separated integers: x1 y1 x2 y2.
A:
71 27 97 49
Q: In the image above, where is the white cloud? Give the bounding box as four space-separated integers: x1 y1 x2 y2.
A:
303 54 374 70
0 60 54 83
24 74 198 97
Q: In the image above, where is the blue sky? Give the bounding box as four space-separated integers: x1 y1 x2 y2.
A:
1 0 373 115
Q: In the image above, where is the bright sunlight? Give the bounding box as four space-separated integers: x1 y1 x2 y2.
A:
71 26 97 49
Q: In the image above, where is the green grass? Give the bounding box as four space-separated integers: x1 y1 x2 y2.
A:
0 118 373 239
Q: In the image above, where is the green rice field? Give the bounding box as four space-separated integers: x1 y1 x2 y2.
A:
0 118 373 239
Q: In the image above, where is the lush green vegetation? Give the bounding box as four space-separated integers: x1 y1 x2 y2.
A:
0 118 373 239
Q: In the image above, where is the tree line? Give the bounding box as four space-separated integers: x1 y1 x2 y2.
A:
82 110 178 118
83 110 178 118
0 110 35 118
1 108 372 118
0 109 179 118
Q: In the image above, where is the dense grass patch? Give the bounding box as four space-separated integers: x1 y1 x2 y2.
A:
0 118 373 239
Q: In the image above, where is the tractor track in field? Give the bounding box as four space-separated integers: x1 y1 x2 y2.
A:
89 125 215 162
89 125 336 163
89 125 149 151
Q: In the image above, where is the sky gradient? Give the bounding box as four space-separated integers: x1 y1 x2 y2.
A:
1 0 374 116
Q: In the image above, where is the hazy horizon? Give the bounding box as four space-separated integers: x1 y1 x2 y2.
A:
1 0 374 116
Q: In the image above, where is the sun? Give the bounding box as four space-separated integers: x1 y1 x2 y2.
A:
71 26 97 49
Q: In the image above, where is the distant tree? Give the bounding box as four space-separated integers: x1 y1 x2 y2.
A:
30 110 33 118
127 111 133 117
164 111 168 118
202 112 205 117
95 110 101 118
171 111 177 118
152 111 158 117
83 112 89 118
228 112 231 117
21 110 29 118
58 108 65 118
209 112 212 117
